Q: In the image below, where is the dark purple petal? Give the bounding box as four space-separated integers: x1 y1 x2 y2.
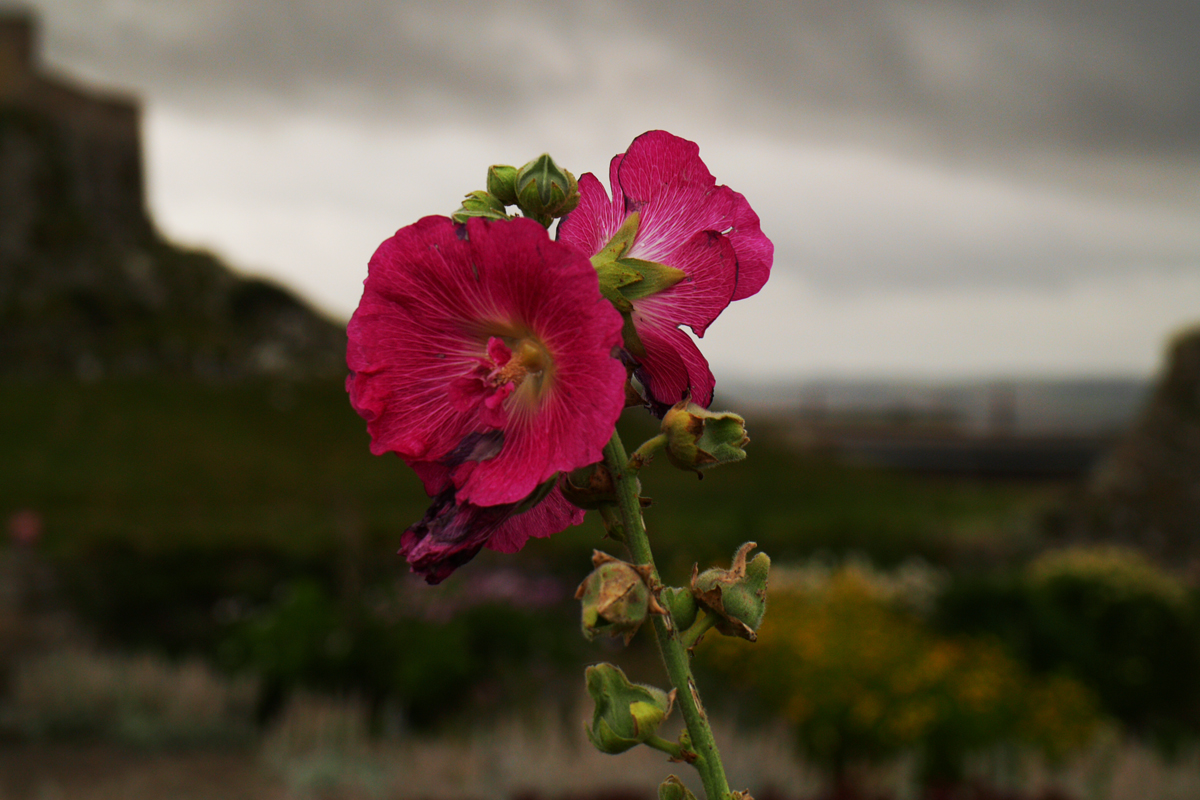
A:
400 484 585 583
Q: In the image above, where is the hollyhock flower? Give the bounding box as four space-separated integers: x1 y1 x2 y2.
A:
557 130 773 412
347 215 627 582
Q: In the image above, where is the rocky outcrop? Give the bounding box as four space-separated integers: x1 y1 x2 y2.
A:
0 11 346 380
1077 326 1200 573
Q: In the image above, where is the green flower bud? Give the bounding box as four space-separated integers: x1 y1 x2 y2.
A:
575 551 665 644
486 164 519 205
661 586 698 631
451 190 510 224
658 776 699 800
661 401 750 474
585 663 674 754
515 153 580 225
691 542 770 641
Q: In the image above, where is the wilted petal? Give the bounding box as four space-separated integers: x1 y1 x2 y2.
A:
399 484 585 584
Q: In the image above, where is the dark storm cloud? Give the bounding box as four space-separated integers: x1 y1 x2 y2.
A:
25 0 1200 155
633 0 1200 155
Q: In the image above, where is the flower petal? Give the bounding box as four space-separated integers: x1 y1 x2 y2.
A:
485 486 586 554
613 132 733 264
557 171 624 257
347 216 627 509
634 229 737 337
725 187 773 301
631 308 716 410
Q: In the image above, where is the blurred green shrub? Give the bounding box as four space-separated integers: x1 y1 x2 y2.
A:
217 577 583 729
936 544 1200 748
699 563 1104 786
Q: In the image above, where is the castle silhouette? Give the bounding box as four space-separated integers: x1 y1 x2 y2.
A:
1 10 150 252
0 9 347 380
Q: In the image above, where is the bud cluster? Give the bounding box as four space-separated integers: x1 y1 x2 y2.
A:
453 154 580 227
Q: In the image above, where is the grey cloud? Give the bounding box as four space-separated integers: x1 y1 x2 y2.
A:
25 0 1200 155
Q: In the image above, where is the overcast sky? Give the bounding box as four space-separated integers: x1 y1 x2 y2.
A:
16 0 1200 382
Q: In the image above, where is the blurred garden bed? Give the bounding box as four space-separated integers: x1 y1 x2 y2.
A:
3 377 1200 798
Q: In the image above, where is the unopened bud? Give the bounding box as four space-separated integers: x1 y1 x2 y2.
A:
585 663 674 754
486 164 519 205
661 401 749 474
661 586 698 631
515 153 579 225
691 542 770 641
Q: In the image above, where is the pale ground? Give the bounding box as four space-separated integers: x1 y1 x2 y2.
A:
4 693 1198 800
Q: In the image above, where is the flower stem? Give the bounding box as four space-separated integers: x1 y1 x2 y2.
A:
628 433 668 472
602 432 732 800
679 613 719 651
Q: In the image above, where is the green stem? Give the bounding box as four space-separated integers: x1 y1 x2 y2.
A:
644 734 693 762
679 613 719 652
628 433 668 472
602 432 732 800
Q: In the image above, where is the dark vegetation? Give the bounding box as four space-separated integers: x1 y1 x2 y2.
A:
3 376 1056 726
5 375 1200 800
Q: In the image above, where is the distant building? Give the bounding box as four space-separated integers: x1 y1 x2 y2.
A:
1 9 150 257
1 9 347 380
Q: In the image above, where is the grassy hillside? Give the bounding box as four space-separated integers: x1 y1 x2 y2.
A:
3 377 1055 580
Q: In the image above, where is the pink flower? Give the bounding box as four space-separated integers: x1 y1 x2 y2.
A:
557 131 772 412
347 216 627 582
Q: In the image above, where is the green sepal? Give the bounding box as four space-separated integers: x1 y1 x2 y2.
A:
614 258 687 300
451 190 510 223
590 211 641 267
590 213 686 304
584 663 674 754
595 261 641 313
661 586 698 631
620 314 647 361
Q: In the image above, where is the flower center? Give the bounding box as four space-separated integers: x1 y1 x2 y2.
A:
484 335 553 409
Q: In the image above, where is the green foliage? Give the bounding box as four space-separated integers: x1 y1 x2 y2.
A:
216 578 584 729
936 545 1200 748
699 564 1105 784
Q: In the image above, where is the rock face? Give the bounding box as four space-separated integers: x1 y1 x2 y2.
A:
1080 326 1200 573
0 11 346 380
